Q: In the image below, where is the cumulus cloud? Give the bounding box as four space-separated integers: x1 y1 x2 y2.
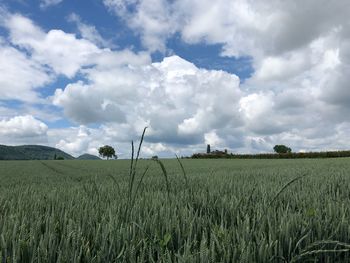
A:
48 125 174 158
3 2 350 156
0 115 48 144
4 13 100 77
204 131 224 148
53 55 243 148
104 0 178 52
0 41 52 102
53 81 128 124
54 126 94 156
101 0 350 144
104 0 350 57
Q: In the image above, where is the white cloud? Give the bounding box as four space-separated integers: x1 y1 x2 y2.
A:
0 41 52 102
142 142 167 155
0 115 48 144
104 0 178 52
47 125 173 157
101 0 350 146
204 131 223 148
47 122 217 158
55 126 92 156
52 81 128 124
3 2 350 156
5 14 100 78
40 0 63 9
254 51 311 82
53 55 243 148
67 13 113 48
103 0 350 58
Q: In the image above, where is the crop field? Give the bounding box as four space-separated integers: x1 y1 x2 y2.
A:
1 158 350 262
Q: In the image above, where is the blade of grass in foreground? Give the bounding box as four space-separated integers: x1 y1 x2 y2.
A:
154 158 171 201
269 173 307 206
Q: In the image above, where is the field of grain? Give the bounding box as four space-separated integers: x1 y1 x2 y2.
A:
1 158 350 262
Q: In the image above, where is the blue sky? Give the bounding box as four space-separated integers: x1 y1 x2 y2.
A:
1 0 252 124
4 0 253 75
1 0 350 157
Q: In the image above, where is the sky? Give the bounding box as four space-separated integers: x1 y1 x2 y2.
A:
1 0 350 158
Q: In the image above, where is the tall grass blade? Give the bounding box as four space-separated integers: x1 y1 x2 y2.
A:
133 127 148 173
175 154 188 187
130 166 150 213
269 173 307 206
125 127 148 221
106 173 122 199
129 140 134 178
154 159 171 200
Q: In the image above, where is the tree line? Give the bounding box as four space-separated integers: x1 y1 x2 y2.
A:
192 144 350 159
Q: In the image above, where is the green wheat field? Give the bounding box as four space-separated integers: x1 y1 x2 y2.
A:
1 158 350 262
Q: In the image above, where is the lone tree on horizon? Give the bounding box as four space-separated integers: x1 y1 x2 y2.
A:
273 145 292 154
99 145 117 160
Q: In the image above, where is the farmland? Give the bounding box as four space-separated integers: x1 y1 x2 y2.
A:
1 158 350 262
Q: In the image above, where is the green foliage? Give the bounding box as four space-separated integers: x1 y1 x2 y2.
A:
274 144 292 154
192 150 350 159
1 158 350 262
56 156 64 160
98 145 116 160
159 233 171 247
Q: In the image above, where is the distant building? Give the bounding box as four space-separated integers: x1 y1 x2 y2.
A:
210 150 227 155
207 144 211 154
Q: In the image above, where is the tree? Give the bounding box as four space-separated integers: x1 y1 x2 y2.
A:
207 144 211 154
99 145 117 160
273 145 292 154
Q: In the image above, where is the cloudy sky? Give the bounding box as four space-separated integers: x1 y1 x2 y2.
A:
1 0 350 158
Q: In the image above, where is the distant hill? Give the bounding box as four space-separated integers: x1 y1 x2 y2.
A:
77 153 101 160
0 145 74 160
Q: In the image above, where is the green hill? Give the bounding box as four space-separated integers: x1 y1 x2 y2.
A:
77 153 101 160
0 145 74 160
